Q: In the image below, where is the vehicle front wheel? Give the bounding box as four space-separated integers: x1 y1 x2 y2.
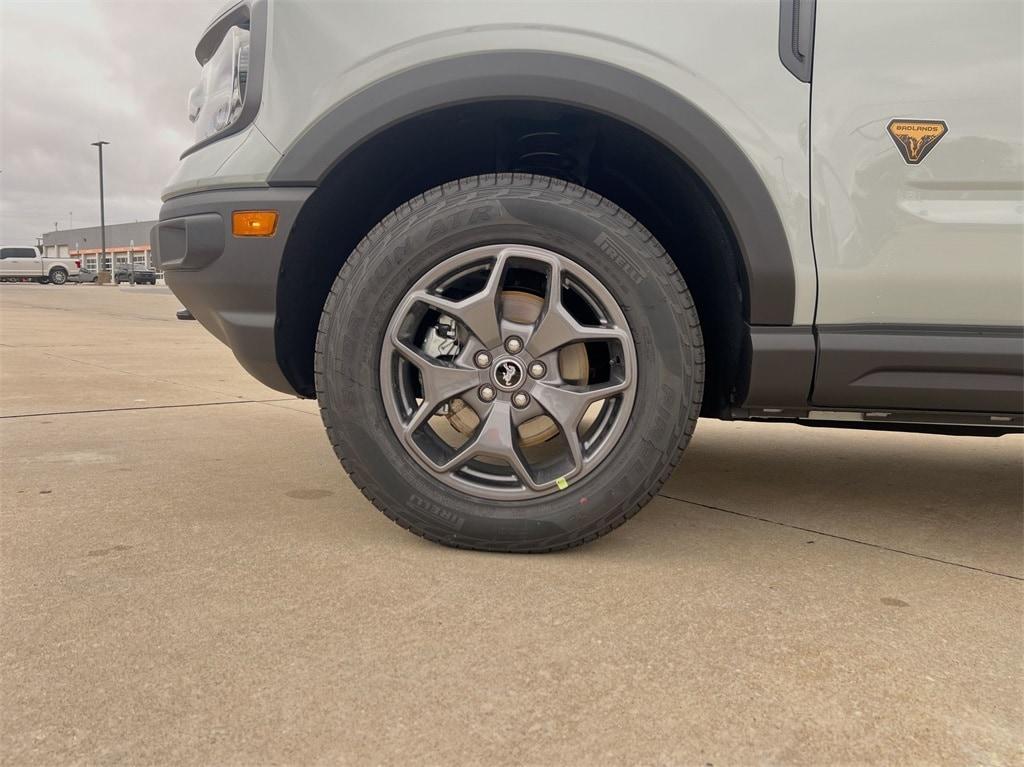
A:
315 175 704 552
48 268 68 285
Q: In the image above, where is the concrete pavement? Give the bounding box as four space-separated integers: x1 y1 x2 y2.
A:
2 284 1022 765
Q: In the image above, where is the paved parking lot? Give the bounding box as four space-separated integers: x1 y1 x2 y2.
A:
2 284 1022 766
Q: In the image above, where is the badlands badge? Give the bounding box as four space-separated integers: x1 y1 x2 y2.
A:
887 119 948 165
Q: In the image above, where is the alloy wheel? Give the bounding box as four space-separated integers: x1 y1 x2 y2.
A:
380 244 637 500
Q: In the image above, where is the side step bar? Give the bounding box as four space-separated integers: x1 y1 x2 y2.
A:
730 406 1022 437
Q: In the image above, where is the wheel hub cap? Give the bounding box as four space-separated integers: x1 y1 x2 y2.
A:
491 358 525 391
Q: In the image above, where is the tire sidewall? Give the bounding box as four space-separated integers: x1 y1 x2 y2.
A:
318 180 699 549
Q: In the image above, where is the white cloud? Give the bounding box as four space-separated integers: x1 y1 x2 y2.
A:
0 0 222 242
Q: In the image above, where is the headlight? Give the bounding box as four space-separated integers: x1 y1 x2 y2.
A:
187 25 250 144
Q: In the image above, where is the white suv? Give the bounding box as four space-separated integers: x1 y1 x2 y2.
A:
154 0 1023 552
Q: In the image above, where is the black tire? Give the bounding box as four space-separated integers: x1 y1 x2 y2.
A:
49 268 68 285
315 174 704 552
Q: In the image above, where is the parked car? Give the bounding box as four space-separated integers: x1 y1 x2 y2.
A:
74 268 99 284
0 246 79 285
114 267 157 285
155 0 1023 552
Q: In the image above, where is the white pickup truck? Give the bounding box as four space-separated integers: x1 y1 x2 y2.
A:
0 246 80 285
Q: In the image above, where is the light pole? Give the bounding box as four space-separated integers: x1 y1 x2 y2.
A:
91 140 110 282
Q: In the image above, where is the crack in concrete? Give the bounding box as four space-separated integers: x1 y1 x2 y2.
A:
0 299 176 323
257 400 321 417
658 491 1024 582
1 399 295 419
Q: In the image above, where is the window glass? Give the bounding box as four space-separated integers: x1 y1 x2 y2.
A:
1 247 37 259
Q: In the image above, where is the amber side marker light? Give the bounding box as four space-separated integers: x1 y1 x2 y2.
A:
232 210 278 237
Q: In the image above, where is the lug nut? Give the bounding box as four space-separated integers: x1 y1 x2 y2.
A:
474 351 492 369
504 336 523 354
478 385 496 402
512 391 530 409
528 361 546 379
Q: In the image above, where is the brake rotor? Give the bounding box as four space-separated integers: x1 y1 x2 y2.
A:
445 290 589 448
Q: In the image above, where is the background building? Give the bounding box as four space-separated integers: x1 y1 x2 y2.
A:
41 220 157 272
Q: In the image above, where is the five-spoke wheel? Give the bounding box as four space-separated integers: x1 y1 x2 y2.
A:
380 244 636 500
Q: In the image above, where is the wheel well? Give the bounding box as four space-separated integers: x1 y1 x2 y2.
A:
276 100 748 415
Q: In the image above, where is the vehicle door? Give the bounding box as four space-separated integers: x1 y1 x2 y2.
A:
810 0 1024 413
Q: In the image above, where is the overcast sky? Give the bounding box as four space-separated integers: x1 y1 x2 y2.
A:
1 0 223 243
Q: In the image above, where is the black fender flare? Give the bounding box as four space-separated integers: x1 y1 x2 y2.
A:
268 51 795 325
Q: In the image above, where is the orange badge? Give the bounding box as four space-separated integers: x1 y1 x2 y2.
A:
887 119 948 165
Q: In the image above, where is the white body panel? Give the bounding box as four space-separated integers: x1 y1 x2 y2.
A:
164 0 1024 332
160 125 274 198
166 0 818 326
811 0 1024 326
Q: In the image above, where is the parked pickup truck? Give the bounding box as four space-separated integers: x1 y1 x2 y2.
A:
155 0 1024 553
0 246 79 285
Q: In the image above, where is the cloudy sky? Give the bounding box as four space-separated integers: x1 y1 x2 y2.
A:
1 0 223 243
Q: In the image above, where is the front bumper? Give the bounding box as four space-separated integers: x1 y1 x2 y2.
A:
153 187 313 395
